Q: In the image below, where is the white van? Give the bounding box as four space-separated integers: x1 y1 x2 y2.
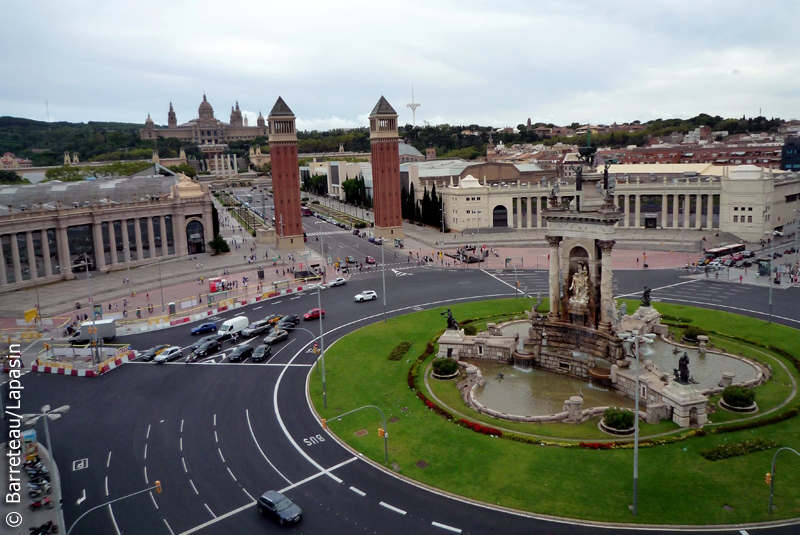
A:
218 315 249 339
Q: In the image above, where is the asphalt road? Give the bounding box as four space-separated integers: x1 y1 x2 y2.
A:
12 266 800 535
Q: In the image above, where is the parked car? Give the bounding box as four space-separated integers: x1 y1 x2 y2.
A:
365 256 376 264
303 308 325 320
154 346 183 364
257 490 302 525
354 290 377 302
731 253 743 261
140 344 170 362
345 256 356 264
373 238 384 245
227 344 253 362
740 260 753 268
742 250 755 258
352 229 360 235
264 329 289 345
252 344 272 362
242 319 271 337
190 322 217 335
187 339 221 362
190 334 223 353
328 277 346 287
367 236 375 243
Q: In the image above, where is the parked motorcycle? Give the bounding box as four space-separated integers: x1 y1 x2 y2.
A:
29 496 54 511
29 485 52 498
29 520 58 534
28 481 51 493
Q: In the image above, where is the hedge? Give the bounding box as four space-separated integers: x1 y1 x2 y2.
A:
700 438 780 461
389 341 412 361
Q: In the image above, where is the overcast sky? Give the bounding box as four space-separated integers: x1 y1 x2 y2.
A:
2 0 798 130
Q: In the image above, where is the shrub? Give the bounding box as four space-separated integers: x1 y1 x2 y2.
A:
388 341 412 361
432 357 458 375
457 418 502 436
355 222 367 229
311 200 320 204
683 325 707 342
603 407 635 430
700 438 779 461
712 405 798 434
463 324 478 336
416 391 454 420
721 385 756 408
207 235 230 253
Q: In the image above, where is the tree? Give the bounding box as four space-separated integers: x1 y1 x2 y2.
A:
260 162 271 175
168 163 197 178
208 234 230 254
0 170 29 184
44 165 86 182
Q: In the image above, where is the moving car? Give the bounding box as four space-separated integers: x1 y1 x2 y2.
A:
191 322 217 335
365 256 376 264
252 344 272 362
275 319 295 332
154 346 182 364
354 290 377 302
139 344 170 362
303 308 325 320
345 256 356 264
190 334 223 353
218 315 249 340
257 490 302 525
227 344 253 362
373 238 384 245
264 314 283 325
279 315 300 325
264 329 289 345
242 319 271 337
329 277 346 287
187 339 221 362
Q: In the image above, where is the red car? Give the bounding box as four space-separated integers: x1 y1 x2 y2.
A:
303 308 325 320
365 256 376 264
731 253 743 261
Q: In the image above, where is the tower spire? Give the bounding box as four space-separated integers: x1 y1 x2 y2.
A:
406 84 421 126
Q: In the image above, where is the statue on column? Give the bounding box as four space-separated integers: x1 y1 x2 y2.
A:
441 308 459 330
641 286 652 307
569 263 589 308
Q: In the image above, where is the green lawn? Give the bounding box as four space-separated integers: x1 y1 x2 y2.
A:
309 299 800 524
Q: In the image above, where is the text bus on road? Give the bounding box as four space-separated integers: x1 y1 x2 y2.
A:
705 243 745 260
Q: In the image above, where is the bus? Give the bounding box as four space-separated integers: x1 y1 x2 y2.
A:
704 243 745 260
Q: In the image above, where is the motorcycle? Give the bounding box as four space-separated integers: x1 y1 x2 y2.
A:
28 481 51 493
29 520 58 534
29 484 53 498
27 469 50 480
29 496 54 511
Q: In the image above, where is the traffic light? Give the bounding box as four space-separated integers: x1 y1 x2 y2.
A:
44 343 50 350
155 480 162 493
516 281 520 287
378 428 385 438
321 418 327 429
765 473 772 485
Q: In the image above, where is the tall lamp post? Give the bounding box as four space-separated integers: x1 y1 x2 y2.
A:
618 330 655 517
23 404 70 535
765 229 782 324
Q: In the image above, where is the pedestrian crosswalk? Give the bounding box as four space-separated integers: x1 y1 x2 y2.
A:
305 230 352 236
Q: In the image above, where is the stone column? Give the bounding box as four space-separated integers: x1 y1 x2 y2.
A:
134 218 144 261
661 194 668 228
92 221 106 271
41 229 52 277
683 195 690 229
147 216 156 258
233 154 238 174
695 195 703 229
620 195 627 227
160 216 169 257
546 236 561 318
25 231 38 280
121 220 131 263
108 220 117 265
634 194 641 229
11 233 22 283
57 224 72 276
0 238 7 285
537 197 543 227
598 240 615 331
707 193 714 229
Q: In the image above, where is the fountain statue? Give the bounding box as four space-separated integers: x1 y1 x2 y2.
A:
568 263 589 308
641 286 652 307
674 352 692 384
441 308 459 330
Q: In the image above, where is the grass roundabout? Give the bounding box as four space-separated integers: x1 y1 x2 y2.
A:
309 298 800 525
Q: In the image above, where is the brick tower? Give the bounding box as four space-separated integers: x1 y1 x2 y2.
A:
369 96 404 240
269 97 304 250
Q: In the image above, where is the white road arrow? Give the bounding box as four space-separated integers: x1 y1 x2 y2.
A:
391 269 412 277
77 489 86 505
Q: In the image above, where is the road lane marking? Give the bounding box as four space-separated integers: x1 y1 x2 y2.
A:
144 466 148 484
246 409 291 484
272 301 282 305
616 279 698 298
146 424 151 439
180 437 183 451
105 476 109 496
181 419 184 433
190 479 198 494
163 518 175 535
227 467 237 481
242 488 254 501
253 306 263 310
218 448 225 463
204 503 216 518
143 444 147 459
214 430 218 443
106 451 112 468
349 486 365 496
278 457 357 494
77 489 86 505
177 500 255 535
182 457 187 473
432 521 462 533
108 504 122 535
149 491 158 509
380 502 406 515
213 414 216 426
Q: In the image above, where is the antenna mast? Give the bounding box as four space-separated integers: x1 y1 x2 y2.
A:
406 84 421 126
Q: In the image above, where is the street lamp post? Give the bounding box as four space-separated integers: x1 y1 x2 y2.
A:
23 404 70 535
327 405 389 464
618 330 655 517
765 230 782 324
509 261 519 298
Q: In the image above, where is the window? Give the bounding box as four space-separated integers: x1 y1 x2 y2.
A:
734 207 738 211
748 207 753 211
734 215 738 222
748 216 753 223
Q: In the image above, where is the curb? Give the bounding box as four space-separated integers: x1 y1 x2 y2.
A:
31 351 136 377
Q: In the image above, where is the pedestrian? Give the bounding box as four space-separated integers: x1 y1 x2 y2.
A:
740 275 743 283
108 303 112 311
136 307 141 319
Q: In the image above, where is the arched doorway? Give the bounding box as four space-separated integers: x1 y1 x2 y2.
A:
492 205 508 227
186 220 205 254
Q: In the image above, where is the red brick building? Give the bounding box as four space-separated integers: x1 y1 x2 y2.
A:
268 97 304 249
369 97 404 239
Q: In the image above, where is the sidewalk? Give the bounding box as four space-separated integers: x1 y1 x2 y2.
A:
0 442 62 535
